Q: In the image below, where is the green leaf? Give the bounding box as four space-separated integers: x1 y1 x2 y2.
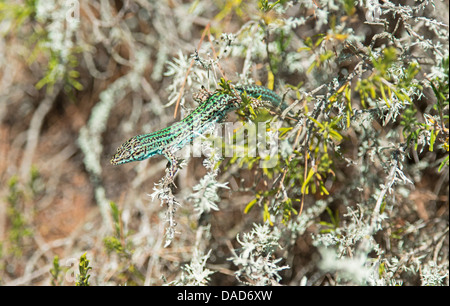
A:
438 155 449 172
244 198 258 214
319 183 329 195
301 168 315 194
263 202 273 226
76 252 92 286
379 83 390 108
429 129 436 152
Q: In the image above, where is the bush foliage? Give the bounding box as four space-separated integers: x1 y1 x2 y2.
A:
0 0 448 286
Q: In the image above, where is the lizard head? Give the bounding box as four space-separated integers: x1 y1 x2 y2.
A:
110 136 146 165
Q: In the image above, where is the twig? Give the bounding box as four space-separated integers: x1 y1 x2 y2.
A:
206 28 227 81
20 85 61 181
370 145 407 232
173 23 210 118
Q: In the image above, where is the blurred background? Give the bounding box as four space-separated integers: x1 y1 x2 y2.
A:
0 0 448 285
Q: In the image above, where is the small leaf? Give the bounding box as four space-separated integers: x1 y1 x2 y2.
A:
244 198 258 214
301 168 315 194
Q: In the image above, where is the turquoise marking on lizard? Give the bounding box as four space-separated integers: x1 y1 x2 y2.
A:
110 85 283 173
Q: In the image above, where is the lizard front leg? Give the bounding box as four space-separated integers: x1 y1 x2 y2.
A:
162 148 180 187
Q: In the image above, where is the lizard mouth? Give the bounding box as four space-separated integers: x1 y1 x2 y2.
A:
110 151 130 165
